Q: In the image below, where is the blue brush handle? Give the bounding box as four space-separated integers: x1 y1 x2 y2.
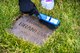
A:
38 13 60 26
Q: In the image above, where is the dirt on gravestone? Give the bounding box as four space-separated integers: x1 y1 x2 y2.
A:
9 14 55 45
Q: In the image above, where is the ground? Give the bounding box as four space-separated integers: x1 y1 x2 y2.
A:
0 0 80 53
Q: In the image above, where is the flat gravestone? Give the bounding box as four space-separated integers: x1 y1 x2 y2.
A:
10 15 54 45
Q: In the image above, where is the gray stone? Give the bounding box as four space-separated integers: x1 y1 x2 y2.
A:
10 15 54 45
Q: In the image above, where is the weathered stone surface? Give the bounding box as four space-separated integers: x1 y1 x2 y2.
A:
10 15 54 45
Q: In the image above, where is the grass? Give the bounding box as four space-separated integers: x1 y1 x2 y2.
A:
0 0 80 53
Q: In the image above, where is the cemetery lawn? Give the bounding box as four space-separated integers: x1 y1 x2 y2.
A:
0 0 80 53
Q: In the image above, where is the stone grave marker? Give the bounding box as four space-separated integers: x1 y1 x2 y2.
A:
10 15 54 45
